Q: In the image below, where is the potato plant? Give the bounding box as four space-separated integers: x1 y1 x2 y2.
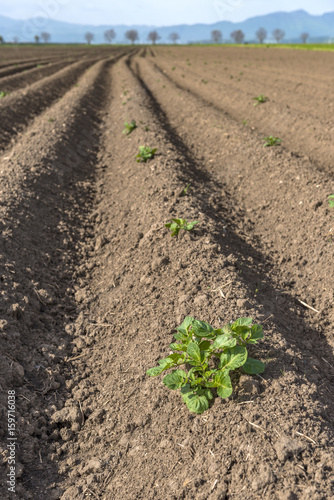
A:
253 94 268 106
165 218 199 237
123 120 137 135
263 136 281 147
147 317 265 414
136 145 157 162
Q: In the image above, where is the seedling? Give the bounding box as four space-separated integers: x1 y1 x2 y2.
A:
136 146 157 162
123 120 137 135
181 183 191 196
0 91 9 98
147 317 265 414
253 94 268 106
165 218 199 237
329 195 334 208
263 136 281 147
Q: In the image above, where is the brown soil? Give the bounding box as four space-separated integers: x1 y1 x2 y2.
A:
0 46 333 500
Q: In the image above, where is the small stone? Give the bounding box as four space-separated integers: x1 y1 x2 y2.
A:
83 458 102 474
51 406 81 425
59 428 74 442
61 486 82 500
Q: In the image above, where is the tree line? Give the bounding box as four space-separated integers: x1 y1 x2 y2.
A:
0 29 311 45
213 28 309 44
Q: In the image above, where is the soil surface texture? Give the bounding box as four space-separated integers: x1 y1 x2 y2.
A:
0 45 333 500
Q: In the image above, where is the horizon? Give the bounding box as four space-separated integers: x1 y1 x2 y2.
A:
0 1 334 27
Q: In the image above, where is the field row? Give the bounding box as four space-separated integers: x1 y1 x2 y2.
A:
0 47 333 499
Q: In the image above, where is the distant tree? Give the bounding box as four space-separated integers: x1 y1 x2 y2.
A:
104 29 116 43
0 35 4 44
211 30 222 44
230 30 245 44
255 27 267 44
34 35 40 44
168 32 180 44
148 31 161 45
13 36 19 44
41 32 51 43
84 32 94 45
272 28 285 43
300 32 309 44
125 29 139 44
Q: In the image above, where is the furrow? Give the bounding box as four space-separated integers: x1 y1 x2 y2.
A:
152 48 334 174
49 53 334 500
0 57 102 151
135 55 334 351
0 49 132 499
0 60 76 92
0 60 49 78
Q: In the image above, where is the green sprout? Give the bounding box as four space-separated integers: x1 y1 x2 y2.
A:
147 317 265 414
136 146 157 162
123 120 137 135
328 195 334 208
263 136 281 147
253 94 268 106
181 183 191 196
0 91 10 98
165 218 199 237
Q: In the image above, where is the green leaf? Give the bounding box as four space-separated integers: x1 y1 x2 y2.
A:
249 324 264 343
328 195 334 208
216 373 233 399
173 332 188 341
221 325 233 335
169 343 187 352
184 391 209 414
177 317 195 335
242 358 265 374
190 378 203 386
146 366 164 377
204 388 213 400
158 353 184 371
163 370 187 390
198 340 211 351
232 318 253 327
172 218 185 225
187 342 201 363
191 320 214 338
220 346 248 371
185 221 199 231
213 334 237 350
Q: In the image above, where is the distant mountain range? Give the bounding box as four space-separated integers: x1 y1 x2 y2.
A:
0 10 333 44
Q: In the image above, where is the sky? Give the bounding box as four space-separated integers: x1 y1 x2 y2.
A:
0 0 334 26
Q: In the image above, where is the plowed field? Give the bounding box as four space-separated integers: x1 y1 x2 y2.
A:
0 45 333 500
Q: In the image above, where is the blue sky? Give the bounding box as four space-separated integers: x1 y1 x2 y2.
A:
1 0 333 25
